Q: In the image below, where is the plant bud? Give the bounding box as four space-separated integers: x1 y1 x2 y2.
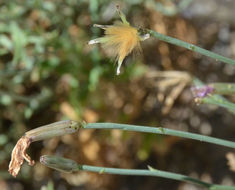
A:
25 120 79 142
40 155 77 173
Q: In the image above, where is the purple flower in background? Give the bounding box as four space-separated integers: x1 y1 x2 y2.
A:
191 85 214 98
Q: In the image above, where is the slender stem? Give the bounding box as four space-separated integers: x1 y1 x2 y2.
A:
148 30 235 66
201 95 235 113
84 123 235 149
40 155 235 190
77 164 235 190
210 83 235 95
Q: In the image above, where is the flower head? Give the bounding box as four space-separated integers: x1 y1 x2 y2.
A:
89 5 150 75
191 85 214 98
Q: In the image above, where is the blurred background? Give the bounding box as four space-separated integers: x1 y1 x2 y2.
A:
0 0 235 189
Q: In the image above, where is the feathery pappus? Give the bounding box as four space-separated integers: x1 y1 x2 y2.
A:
88 5 150 75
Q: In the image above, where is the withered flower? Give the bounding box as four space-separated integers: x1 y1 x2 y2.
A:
191 85 214 98
8 136 34 177
8 120 79 177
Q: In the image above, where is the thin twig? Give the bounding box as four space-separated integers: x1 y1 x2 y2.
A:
148 30 235 65
40 155 235 190
77 164 235 190
84 123 235 149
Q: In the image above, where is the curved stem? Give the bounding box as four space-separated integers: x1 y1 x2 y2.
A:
77 164 235 190
148 30 235 66
201 95 235 113
40 155 235 190
84 123 235 149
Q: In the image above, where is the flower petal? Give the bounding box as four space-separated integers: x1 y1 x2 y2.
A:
88 37 109 45
116 57 124 75
93 24 112 29
140 33 150 41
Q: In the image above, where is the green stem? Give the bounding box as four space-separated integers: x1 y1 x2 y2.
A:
148 30 235 65
84 123 235 149
201 95 235 113
40 155 235 190
77 164 235 190
210 83 235 95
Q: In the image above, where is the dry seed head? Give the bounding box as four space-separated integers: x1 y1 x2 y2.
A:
88 6 150 75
